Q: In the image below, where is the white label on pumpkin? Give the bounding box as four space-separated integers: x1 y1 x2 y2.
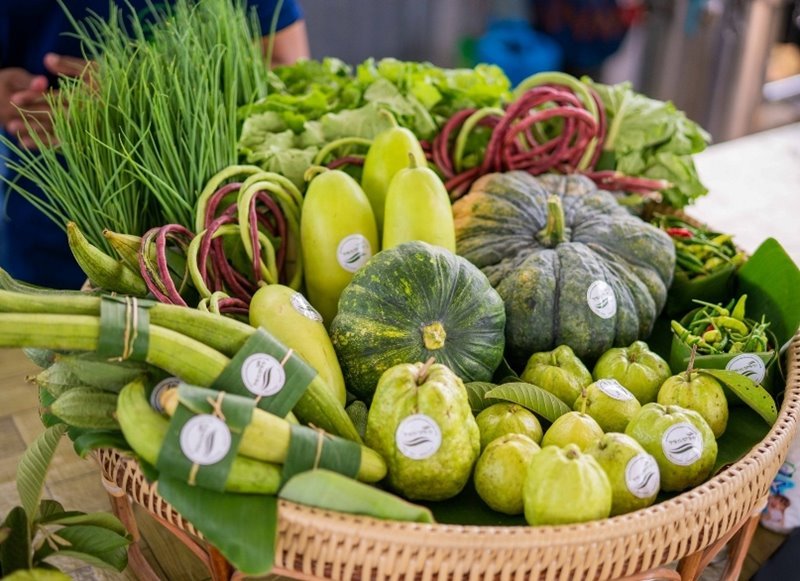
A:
290 292 323 322
337 234 372 273
586 280 617 319
625 453 660 498
179 414 231 465
241 353 286 397
150 376 181 412
662 422 703 466
726 354 767 385
396 414 442 460
596 379 635 401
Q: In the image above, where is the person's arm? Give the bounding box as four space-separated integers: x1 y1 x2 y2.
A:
261 19 310 66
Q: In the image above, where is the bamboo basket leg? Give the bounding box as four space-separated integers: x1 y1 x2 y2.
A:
101 475 161 581
207 544 235 580
720 507 765 580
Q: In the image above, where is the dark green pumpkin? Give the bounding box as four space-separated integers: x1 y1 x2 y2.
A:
453 172 675 365
330 241 506 401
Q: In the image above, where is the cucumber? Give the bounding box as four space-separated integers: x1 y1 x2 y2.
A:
382 156 456 252
116 380 281 495
22 347 59 369
29 362 82 397
249 284 347 406
57 352 152 392
300 168 378 325
50 387 119 430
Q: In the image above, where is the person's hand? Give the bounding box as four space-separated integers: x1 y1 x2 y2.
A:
0 67 51 149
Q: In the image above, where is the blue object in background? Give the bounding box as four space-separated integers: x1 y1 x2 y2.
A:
475 19 563 86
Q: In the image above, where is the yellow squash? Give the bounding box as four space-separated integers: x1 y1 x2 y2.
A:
360 115 427 234
382 155 456 252
300 168 378 325
249 283 348 405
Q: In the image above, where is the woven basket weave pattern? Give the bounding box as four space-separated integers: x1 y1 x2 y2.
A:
96 331 800 580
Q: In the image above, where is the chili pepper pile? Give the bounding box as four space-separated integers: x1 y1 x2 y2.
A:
671 295 771 355
654 214 746 279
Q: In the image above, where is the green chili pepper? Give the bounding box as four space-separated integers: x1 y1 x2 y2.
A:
702 329 722 343
711 316 749 335
731 294 747 321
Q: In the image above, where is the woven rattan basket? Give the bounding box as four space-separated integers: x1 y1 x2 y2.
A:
94 331 800 581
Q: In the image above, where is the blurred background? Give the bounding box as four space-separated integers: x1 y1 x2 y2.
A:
301 0 800 144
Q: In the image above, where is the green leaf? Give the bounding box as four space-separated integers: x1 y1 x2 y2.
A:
17 424 68 526
485 382 571 423
698 369 777 425
37 388 63 429
464 382 498 413
34 525 129 572
37 512 128 537
156 475 277 575
737 238 800 349
1 506 31 573
714 406 772 473
70 430 130 458
36 500 65 522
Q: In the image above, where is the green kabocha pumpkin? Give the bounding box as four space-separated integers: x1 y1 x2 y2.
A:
453 172 675 364
330 241 506 401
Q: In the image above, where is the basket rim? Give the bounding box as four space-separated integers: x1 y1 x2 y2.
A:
272 330 800 544
97 331 800 549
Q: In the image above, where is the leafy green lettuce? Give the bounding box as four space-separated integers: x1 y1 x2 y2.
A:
237 58 511 187
588 80 711 208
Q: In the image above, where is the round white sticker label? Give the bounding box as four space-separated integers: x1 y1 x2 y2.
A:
241 353 286 397
179 414 232 465
596 379 635 401
625 453 661 498
149 377 181 412
726 354 767 385
290 292 323 322
395 414 442 460
661 422 704 466
586 280 617 319
337 234 372 273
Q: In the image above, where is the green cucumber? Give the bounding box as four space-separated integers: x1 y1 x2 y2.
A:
50 387 119 430
57 352 152 392
117 380 281 494
29 362 83 397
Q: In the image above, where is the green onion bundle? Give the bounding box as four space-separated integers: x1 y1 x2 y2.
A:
1 0 270 253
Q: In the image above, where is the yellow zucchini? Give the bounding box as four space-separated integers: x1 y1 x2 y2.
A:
360 117 427 234
249 284 347 406
382 155 456 252
300 168 378 324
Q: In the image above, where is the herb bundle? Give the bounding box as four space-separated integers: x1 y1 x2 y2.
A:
1 0 270 252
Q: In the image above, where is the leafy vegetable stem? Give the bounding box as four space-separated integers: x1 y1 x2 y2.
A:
602 90 629 152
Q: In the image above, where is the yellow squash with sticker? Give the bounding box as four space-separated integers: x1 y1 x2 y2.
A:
300 167 379 326
249 284 347 406
382 154 456 252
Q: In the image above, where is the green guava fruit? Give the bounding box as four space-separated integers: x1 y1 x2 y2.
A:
474 433 541 515
523 443 612 526
541 411 604 451
476 402 543 450
593 341 672 404
625 403 717 492
365 360 480 501
573 379 641 433
520 345 592 406
657 371 729 438
586 433 660 516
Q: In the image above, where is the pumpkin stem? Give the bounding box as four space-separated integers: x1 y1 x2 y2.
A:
421 321 447 350
418 356 436 384
537 195 568 247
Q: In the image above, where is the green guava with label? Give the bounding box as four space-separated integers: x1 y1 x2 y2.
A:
474 433 541 515
573 379 642 433
523 443 612 526
476 402 543 450
625 403 717 492
365 360 480 501
520 345 593 406
586 432 660 516
657 370 729 438
593 341 672 404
